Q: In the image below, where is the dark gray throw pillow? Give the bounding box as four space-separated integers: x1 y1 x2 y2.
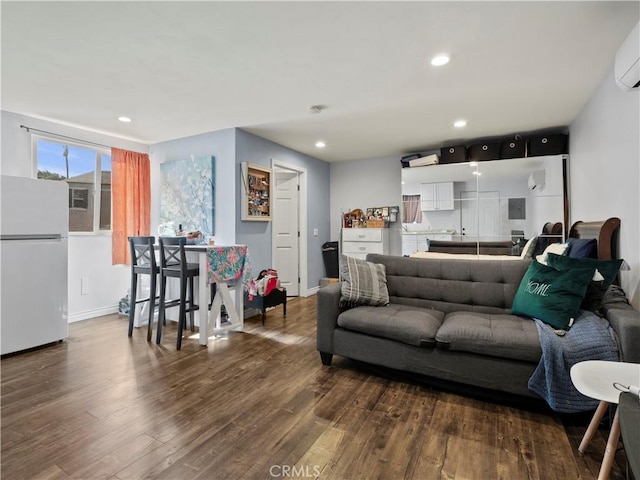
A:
339 255 389 308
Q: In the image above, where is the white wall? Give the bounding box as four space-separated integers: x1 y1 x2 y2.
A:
569 69 640 308
1 111 150 321
330 155 402 255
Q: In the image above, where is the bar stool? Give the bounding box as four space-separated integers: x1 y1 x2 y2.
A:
157 236 200 350
128 236 159 341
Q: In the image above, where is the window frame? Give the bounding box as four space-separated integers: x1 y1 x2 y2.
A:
69 187 90 210
31 134 112 235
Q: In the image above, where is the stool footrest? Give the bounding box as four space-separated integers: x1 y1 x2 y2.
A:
162 298 199 313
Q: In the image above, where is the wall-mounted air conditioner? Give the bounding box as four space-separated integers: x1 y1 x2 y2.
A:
528 170 545 190
615 21 640 91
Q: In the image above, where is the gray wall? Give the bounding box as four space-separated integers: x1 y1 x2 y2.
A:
569 68 640 308
235 129 330 292
329 155 403 255
149 128 237 246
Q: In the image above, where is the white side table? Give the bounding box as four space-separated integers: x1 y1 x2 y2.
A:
570 360 640 480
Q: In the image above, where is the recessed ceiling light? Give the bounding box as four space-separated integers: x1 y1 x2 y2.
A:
315 141 326 148
431 54 451 67
453 119 467 128
118 116 132 123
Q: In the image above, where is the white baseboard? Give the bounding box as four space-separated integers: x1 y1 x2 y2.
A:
67 288 320 325
68 305 119 323
305 286 320 296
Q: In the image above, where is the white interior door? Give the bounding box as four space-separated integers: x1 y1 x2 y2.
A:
460 191 477 240
460 191 500 241
274 170 299 296
478 191 501 240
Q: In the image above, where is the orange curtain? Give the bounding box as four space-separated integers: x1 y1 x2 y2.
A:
111 148 150 265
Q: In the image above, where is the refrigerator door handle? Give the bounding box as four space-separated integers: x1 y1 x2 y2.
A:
0 234 62 241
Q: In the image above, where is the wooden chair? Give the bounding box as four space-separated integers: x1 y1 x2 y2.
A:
157 236 200 350
128 236 159 341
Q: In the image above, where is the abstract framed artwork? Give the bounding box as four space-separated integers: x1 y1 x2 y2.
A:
160 156 215 235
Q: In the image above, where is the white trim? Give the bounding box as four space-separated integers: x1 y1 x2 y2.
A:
30 134 38 177
68 305 119 323
271 159 308 297
304 286 319 297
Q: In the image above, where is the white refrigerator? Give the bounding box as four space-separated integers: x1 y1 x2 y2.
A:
1 175 69 355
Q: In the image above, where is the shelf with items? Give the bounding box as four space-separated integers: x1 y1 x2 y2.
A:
241 162 272 221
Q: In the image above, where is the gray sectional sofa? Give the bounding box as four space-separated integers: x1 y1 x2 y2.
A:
316 254 640 399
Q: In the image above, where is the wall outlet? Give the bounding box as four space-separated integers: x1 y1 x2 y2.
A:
81 277 89 296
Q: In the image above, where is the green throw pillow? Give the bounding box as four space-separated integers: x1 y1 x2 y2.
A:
546 253 623 284
511 261 594 329
546 253 623 313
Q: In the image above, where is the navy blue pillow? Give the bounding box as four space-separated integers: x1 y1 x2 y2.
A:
567 238 598 259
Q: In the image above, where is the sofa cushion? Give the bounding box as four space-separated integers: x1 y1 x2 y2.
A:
546 253 624 314
511 261 595 330
566 238 598 259
366 254 532 315
339 255 389 307
536 241 569 264
337 303 445 347
520 236 538 259
435 312 542 362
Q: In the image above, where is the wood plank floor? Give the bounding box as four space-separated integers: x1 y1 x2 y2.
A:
1 295 630 480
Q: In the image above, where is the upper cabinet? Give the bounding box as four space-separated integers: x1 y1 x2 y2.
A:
420 182 454 211
241 162 272 221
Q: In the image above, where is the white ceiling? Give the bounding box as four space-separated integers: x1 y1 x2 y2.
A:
2 1 638 163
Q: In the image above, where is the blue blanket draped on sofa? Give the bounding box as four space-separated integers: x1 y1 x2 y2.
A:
528 311 619 413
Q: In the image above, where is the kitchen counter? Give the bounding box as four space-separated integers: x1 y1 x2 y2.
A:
401 230 456 256
402 229 456 235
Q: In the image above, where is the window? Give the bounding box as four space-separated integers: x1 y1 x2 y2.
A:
35 138 111 233
69 188 89 209
402 194 423 223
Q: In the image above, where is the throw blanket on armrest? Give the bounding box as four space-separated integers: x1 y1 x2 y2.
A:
528 311 619 413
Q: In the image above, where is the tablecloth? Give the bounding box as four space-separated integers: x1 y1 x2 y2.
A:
206 245 252 286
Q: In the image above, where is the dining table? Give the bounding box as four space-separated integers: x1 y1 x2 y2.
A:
184 244 252 345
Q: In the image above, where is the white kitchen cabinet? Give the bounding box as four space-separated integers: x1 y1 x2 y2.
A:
426 233 453 241
342 228 390 260
420 182 454 211
402 232 454 255
402 234 430 255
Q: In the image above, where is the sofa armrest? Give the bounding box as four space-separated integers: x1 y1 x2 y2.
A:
604 305 640 363
317 283 342 355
